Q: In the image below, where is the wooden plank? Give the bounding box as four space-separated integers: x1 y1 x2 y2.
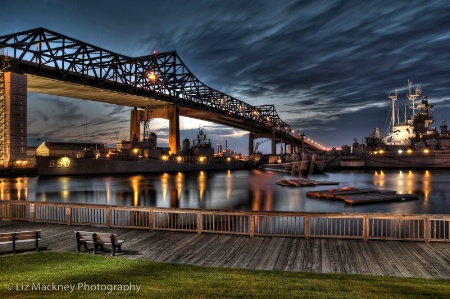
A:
166 234 209 264
182 234 222 265
211 236 250 268
307 188 395 199
227 237 265 269
292 239 307 272
327 239 342 273
378 241 413 277
358 240 385 276
283 238 300 271
347 240 371 275
386 241 429 278
369 240 402 277
311 239 322 273
338 239 360 274
274 237 294 271
342 194 418 204
320 239 332 273
260 237 286 271
415 243 450 279
247 237 273 270
301 239 314 272
196 235 235 267
432 243 450 266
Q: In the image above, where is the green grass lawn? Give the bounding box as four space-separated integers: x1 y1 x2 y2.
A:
0 252 449 298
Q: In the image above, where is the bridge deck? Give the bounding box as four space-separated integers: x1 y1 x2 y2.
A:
1 221 450 279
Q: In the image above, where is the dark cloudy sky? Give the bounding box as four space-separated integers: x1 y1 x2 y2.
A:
1 0 450 154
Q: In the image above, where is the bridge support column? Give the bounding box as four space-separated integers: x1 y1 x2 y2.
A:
137 104 179 155
167 105 180 155
271 133 276 155
0 72 27 167
130 108 140 141
248 133 254 155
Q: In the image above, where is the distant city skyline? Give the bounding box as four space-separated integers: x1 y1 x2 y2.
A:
2 0 450 154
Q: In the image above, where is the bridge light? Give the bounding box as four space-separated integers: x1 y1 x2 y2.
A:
424 149 430 154
148 72 156 81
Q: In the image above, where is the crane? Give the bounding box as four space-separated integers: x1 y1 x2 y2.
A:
253 139 270 155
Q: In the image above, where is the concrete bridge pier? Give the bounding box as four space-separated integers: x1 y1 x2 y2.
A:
130 104 180 154
0 71 27 167
249 132 277 155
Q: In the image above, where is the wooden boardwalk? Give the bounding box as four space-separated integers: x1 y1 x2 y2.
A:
1 220 450 279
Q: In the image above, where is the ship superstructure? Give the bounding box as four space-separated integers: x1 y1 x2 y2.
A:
365 81 450 152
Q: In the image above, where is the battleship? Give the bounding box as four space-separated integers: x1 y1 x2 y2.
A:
327 81 450 169
35 130 247 176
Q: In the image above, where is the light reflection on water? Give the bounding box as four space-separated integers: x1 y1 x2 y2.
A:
1 169 450 214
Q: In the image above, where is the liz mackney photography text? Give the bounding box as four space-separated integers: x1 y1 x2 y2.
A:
5 282 141 294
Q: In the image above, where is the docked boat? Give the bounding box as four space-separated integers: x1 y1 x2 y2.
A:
327 81 450 169
35 130 247 176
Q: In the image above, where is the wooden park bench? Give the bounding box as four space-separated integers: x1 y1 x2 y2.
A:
0 230 41 254
75 231 124 256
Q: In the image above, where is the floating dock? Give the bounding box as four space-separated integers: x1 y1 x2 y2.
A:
276 178 340 187
306 188 419 204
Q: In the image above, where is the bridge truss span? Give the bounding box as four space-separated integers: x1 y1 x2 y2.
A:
0 27 292 135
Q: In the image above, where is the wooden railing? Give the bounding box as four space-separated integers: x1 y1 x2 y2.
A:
1 200 449 243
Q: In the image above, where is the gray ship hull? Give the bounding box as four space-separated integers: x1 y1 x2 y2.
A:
327 152 450 169
36 156 247 176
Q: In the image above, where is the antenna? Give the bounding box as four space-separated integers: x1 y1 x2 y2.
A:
388 89 398 134
408 80 421 116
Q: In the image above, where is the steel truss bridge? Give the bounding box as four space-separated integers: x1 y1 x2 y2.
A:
0 27 323 153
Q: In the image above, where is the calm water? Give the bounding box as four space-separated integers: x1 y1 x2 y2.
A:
2 169 450 214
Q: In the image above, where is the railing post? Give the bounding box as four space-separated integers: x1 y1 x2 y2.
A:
304 216 310 239
30 204 36 222
363 216 368 241
149 210 155 231
424 216 430 243
197 212 203 234
65 207 72 226
106 207 111 227
248 214 254 237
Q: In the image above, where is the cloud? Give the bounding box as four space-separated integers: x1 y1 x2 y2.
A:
4 0 450 153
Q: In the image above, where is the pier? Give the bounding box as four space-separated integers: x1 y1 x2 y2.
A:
1 200 450 279
1 220 450 279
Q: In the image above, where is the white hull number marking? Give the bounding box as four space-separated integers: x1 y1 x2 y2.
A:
49 158 70 168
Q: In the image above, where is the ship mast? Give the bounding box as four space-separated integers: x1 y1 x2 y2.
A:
388 89 398 134
407 80 421 117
